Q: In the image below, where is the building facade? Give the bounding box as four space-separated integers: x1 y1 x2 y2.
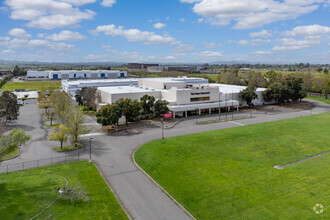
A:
27 70 127 80
128 63 158 70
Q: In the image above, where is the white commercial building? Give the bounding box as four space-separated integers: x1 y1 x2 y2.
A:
62 79 139 96
62 76 208 97
27 70 127 80
97 77 241 118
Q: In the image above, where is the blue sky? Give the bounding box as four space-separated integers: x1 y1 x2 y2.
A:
0 0 329 64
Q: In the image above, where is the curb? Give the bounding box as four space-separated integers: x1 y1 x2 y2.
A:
131 146 196 220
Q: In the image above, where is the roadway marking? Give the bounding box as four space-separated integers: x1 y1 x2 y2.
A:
229 121 245 126
80 133 104 137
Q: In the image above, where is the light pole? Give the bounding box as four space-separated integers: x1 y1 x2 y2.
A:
219 92 221 121
89 137 93 163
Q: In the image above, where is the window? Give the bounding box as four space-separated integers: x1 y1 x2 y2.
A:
84 73 86 77
74 74 76 78
190 97 210 102
101 73 105 78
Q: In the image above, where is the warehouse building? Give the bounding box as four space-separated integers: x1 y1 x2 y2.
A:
27 70 127 80
62 76 208 96
97 78 241 118
147 65 200 73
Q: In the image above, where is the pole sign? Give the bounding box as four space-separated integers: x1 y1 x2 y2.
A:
163 113 173 118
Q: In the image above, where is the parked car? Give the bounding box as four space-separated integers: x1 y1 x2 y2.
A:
17 100 23 106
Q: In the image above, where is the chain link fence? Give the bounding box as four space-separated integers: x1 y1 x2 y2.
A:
0 153 80 174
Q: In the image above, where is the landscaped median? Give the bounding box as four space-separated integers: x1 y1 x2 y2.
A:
0 160 128 219
135 112 330 219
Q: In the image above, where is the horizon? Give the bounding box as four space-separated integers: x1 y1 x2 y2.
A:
0 1 329 64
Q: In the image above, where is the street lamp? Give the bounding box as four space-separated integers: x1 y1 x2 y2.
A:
89 137 93 163
161 117 164 139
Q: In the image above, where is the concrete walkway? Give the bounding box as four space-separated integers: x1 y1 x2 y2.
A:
2 99 330 219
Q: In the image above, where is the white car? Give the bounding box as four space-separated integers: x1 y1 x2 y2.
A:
17 100 23 106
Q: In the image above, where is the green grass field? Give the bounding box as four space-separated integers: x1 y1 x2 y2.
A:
135 113 330 219
0 161 127 219
307 96 330 105
1 81 61 91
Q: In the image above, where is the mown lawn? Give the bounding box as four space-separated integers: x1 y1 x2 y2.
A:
0 161 127 219
307 96 330 105
1 81 61 91
135 112 330 219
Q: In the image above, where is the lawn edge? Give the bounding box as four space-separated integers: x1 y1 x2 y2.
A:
93 161 133 220
132 145 196 220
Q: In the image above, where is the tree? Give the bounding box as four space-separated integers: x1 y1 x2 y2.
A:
49 125 68 150
285 77 307 101
154 100 169 117
263 71 279 87
140 95 155 117
65 107 91 147
75 87 97 110
49 90 72 119
116 98 141 125
239 85 258 106
0 91 19 125
0 128 30 162
96 103 122 126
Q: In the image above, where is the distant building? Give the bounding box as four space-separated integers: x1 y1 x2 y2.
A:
0 70 12 76
147 66 200 73
27 70 127 80
128 63 158 70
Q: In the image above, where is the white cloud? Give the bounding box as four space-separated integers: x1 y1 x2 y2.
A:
253 51 272 56
197 18 204 23
179 18 186 22
61 0 96 6
93 24 178 45
0 49 15 55
153 22 166 29
164 56 175 60
249 29 272 38
8 28 32 38
238 39 271 46
0 37 75 51
101 0 116 7
4 0 96 29
238 40 249 46
202 42 217 48
46 30 87 41
283 24 330 36
165 16 170 20
195 50 223 57
0 36 11 41
273 36 321 51
173 44 194 56
188 0 324 29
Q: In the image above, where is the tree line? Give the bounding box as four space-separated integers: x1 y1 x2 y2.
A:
0 74 13 89
96 95 169 127
38 90 91 149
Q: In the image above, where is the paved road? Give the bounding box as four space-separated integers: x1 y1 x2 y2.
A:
77 99 330 220
2 99 330 219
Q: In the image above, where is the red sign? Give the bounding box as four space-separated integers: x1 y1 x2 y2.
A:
163 113 173 118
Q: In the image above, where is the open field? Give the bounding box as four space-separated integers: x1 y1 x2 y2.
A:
135 112 330 219
307 96 330 105
0 160 127 219
1 81 61 91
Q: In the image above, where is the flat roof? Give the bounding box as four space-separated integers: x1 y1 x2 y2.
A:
207 83 267 93
141 77 207 83
63 78 137 85
98 86 160 94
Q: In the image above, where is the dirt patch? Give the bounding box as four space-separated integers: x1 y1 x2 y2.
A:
274 150 330 169
241 101 313 113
